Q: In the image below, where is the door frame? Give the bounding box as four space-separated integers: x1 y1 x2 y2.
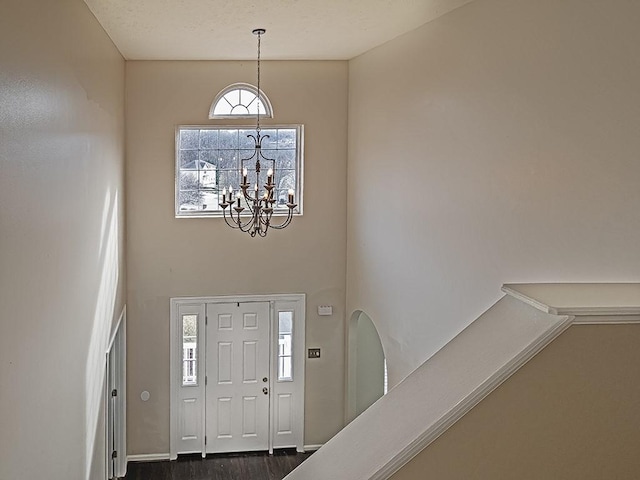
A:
170 294 306 459
106 307 127 479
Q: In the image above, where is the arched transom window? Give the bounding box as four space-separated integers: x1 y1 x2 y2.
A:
209 83 273 119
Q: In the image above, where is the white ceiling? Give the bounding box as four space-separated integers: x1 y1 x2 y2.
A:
83 0 473 60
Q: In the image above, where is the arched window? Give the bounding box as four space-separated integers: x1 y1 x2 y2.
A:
209 83 273 119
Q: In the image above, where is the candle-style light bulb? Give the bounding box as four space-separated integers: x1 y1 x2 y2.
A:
288 188 295 204
236 192 241 207
242 167 248 184
267 168 273 185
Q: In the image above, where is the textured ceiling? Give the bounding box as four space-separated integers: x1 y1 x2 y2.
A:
83 0 473 60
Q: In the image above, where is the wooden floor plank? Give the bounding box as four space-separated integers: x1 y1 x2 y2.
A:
124 450 312 480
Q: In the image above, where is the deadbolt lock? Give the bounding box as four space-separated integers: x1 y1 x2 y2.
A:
263 377 268 383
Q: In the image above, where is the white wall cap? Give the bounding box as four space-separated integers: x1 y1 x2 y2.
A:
502 283 640 317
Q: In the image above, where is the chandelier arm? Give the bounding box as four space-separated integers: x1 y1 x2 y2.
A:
243 195 256 215
240 212 260 232
266 209 294 230
229 207 257 232
221 208 243 229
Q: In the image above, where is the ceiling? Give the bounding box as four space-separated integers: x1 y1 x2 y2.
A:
83 0 473 60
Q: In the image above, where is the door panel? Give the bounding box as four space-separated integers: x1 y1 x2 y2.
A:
276 393 293 434
206 302 270 453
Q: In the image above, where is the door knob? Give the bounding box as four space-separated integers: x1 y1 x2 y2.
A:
262 387 268 395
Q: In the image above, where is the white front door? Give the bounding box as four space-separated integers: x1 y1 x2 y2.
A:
205 302 271 453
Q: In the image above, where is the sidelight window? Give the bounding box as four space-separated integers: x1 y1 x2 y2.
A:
278 311 293 381
182 314 198 385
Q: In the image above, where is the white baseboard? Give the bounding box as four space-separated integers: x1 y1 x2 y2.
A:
127 453 171 462
128 447 318 463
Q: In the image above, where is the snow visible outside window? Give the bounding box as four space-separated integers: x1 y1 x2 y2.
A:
182 315 197 385
278 311 293 381
176 126 302 217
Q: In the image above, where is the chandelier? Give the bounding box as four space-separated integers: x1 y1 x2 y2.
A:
218 28 297 237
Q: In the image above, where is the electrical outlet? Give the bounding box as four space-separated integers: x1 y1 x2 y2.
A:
308 348 321 358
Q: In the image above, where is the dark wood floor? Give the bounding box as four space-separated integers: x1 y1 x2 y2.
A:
123 450 313 480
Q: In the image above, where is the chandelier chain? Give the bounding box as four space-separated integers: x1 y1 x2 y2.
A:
256 30 261 134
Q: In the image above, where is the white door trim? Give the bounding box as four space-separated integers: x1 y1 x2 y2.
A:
170 302 206 459
106 307 127 479
170 294 305 459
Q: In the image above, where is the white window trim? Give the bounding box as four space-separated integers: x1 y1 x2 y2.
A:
175 124 304 219
209 83 273 119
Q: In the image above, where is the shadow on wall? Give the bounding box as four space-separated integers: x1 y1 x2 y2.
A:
347 310 386 422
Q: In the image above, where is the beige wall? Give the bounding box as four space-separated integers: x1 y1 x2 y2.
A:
347 0 640 384
0 1 125 479
391 324 640 479
125 60 348 453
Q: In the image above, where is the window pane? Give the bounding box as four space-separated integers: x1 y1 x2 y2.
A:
213 101 233 116
276 170 296 196
279 312 292 334
239 129 257 149
278 311 293 381
238 89 257 106
279 357 292 381
180 129 199 149
182 315 198 386
178 191 203 212
276 149 296 169
238 149 256 164
277 129 296 148
247 100 267 115
230 105 250 115
199 149 218 169
176 126 301 217
218 149 238 170
217 170 240 191
199 169 216 189
223 90 240 106
219 129 238 149
260 129 277 149
179 150 198 169
199 129 218 150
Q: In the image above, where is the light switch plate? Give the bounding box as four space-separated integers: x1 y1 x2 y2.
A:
317 305 333 316
308 348 321 358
